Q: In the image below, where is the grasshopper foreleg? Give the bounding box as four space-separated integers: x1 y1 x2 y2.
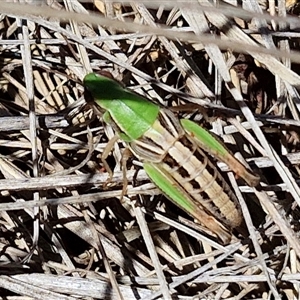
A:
101 134 119 188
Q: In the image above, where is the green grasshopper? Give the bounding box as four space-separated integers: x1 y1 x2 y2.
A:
83 73 260 243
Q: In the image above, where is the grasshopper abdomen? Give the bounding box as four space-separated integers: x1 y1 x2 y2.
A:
130 109 243 231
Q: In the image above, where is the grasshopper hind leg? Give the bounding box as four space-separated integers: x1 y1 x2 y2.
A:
143 162 233 244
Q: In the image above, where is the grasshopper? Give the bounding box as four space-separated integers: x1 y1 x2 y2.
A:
83 73 260 243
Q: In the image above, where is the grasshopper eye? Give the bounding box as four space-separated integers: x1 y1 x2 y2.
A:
96 70 114 79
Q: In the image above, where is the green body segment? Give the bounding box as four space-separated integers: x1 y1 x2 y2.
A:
83 73 160 141
143 162 198 213
83 73 260 243
181 119 227 157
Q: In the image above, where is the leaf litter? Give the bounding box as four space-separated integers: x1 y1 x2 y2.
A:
0 0 299 299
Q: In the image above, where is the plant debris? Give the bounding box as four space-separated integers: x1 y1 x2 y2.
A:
0 1 300 299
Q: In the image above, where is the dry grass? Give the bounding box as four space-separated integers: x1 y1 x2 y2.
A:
0 0 300 299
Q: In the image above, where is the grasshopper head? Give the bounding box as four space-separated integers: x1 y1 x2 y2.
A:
83 73 124 102
83 72 160 141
